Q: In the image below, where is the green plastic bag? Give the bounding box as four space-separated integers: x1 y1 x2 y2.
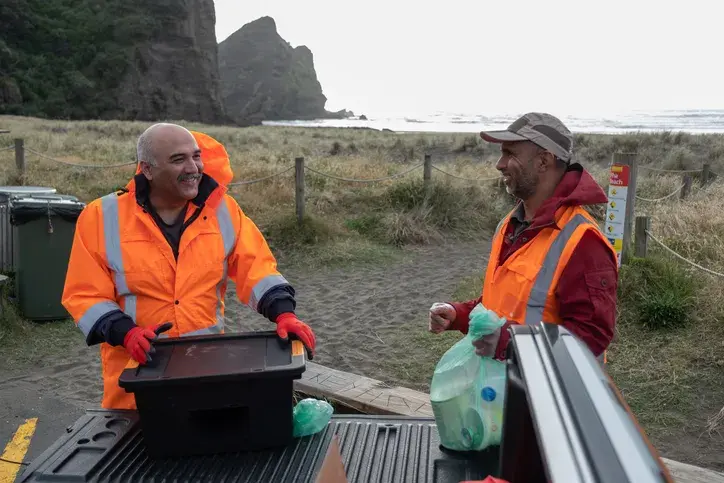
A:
430 303 508 451
292 398 334 437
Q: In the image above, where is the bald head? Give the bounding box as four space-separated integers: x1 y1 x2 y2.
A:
136 123 195 167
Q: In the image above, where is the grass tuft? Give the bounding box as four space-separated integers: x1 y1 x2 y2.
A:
619 256 697 330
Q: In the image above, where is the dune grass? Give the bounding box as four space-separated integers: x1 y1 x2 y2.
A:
1 115 724 469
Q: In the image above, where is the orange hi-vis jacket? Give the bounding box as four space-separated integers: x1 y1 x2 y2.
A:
482 204 618 362
62 132 291 409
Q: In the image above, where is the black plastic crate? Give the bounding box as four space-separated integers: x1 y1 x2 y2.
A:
117 330 306 458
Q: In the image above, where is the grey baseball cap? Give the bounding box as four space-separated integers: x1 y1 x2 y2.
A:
480 112 574 162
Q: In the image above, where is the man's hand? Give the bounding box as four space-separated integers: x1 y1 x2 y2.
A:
429 303 456 334
471 327 502 357
122 322 172 364
276 313 316 358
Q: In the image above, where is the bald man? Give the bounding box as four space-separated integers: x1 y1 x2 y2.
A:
62 124 316 409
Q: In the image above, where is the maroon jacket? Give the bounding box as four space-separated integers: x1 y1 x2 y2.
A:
448 164 618 358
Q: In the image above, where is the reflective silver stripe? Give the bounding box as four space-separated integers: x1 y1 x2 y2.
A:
495 217 506 235
124 295 137 323
216 199 236 257
214 199 235 331
101 193 136 322
524 214 592 326
77 300 122 337
495 206 519 236
249 274 290 311
212 259 228 335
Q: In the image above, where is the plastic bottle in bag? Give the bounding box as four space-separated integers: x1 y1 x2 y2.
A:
292 398 334 437
430 303 507 451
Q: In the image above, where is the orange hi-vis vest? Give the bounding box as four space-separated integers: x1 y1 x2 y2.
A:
62 132 288 409
482 204 618 362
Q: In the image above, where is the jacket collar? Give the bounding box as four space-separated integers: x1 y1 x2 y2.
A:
519 163 607 230
128 173 225 210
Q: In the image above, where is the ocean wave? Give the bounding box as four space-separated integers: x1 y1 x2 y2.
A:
263 110 724 134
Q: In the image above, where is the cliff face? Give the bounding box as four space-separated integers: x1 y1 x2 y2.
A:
218 17 349 124
113 0 227 123
0 0 227 124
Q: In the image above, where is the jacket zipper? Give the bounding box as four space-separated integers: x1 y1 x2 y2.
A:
502 220 557 262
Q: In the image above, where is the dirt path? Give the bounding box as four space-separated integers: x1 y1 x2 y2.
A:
225 239 488 382
0 239 489 467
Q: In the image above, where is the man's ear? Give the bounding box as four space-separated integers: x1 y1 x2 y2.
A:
538 151 556 172
139 161 153 180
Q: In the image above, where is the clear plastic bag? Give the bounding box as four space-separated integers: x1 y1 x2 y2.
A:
292 398 334 437
430 303 507 451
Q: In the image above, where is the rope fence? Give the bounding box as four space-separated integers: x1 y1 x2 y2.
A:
4 137 724 282
635 183 686 202
431 165 501 182
3 140 506 225
605 152 724 286
635 222 724 278
26 148 136 168
305 161 424 183
638 165 702 174
3 139 505 188
2 138 720 224
227 166 295 186
4 139 716 191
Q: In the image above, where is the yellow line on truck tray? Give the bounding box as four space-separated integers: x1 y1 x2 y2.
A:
0 418 37 483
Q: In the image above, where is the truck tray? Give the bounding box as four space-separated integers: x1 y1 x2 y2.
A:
18 410 499 483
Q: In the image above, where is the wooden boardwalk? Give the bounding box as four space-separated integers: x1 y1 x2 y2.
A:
295 361 434 417
294 362 724 483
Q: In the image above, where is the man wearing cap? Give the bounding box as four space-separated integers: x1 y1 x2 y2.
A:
428 113 618 363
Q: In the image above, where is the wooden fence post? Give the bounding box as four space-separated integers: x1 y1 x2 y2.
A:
634 216 650 258
701 163 711 187
423 154 432 191
680 174 692 199
14 138 25 177
614 152 638 265
295 156 305 225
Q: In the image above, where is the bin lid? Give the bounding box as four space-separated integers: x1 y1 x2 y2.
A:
118 330 307 390
9 195 85 225
0 186 57 195
0 186 57 203
10 194 82 206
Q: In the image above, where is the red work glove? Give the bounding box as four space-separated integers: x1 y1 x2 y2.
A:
275 313 316 358
122 322 172 364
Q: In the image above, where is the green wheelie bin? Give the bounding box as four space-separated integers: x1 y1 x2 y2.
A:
0 186 57 272
9 193 85 320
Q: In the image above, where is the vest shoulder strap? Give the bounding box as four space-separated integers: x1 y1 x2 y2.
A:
524 212 595 325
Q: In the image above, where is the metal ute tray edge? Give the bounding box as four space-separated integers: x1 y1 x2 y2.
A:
16 411 498 483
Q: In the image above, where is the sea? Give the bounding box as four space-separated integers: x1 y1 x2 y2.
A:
263 109 724 135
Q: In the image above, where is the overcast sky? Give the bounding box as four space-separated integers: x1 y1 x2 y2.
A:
213 0 722 117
